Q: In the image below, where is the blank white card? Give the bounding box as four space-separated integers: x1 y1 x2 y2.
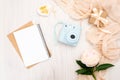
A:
13 25 50 67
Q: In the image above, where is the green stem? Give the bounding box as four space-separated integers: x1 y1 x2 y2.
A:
92 73 96 80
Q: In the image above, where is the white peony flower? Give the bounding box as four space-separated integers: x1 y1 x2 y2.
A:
81 49 101 67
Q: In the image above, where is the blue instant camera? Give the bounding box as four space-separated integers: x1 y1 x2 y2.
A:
59 23 81 46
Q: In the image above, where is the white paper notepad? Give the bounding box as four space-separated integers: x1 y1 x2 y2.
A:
13 25 50 67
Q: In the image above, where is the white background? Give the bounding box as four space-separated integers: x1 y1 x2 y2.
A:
0 0 120 80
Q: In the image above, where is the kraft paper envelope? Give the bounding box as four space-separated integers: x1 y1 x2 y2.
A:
7 21 50 68
7 21 33 60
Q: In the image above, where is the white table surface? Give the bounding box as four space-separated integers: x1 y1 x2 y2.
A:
0 0 120 80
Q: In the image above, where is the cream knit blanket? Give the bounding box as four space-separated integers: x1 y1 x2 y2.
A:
52 0 120 80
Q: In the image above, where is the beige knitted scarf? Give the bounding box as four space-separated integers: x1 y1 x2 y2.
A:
52 0 120 80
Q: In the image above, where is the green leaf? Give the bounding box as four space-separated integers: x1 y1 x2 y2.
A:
95 63 114 71
76 69 87 74
76 68 93 75
76 60 87 68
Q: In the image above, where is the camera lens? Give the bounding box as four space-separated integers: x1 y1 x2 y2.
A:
70 34 75 39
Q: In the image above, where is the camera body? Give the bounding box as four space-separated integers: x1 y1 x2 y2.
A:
59 23 81 46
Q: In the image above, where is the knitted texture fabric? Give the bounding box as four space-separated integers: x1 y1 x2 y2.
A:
52 0 120 80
